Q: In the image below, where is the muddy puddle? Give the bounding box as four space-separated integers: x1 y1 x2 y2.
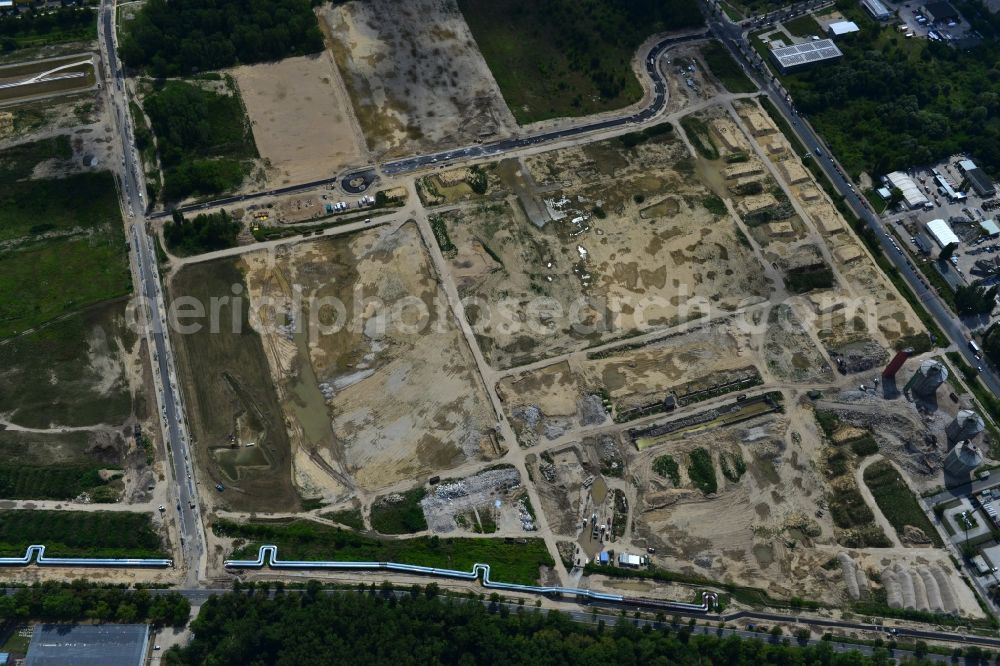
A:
285 313 334 450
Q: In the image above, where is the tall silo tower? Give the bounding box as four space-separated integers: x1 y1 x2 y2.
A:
944 440 984 477
946 410 985 442
904 359 949 398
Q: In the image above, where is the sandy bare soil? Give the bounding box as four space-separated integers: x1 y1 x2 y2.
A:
321 0 515 157
231 53 366 187
431 132 771 369
241 223 498 499
730 98 924 350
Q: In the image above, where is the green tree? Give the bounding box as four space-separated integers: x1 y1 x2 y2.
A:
954 284 998 316
940 241 958 262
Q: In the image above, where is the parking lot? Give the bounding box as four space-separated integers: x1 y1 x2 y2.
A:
882 156 999 289
889 0 979 44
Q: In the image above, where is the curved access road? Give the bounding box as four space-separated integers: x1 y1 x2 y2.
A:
149 29 709 220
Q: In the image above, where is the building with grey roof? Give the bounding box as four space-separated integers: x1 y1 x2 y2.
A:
862 0 892 20
958 161 996 197
25 624 149 666
922 1 959 22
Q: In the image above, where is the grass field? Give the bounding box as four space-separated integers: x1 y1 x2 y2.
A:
863 460 943 547
457 0 702 124
701 41 756 93
320 508 364 530
781 14 824 38
371 488 428 534
0 427 127 502
0 135 130 338
0 510 164 557
217 519 554 585
0 63 95 104
0 135 70 184
0 299 134 428
169 259 299 512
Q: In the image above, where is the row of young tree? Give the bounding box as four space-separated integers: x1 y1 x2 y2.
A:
119 0 323 77
166 583 908 665
0 581 189 626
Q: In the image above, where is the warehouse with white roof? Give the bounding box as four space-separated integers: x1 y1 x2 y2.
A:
886 171 929 209
925 218 960 249
828 21 860 36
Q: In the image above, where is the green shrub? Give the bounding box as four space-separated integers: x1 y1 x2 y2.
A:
371 488 428 534
849 436 878 457
164 210 241 256
720 450 746 483
680 116 719 160
863 460 942 547
653 455 681 485
784 264 835 293
687 448 717 494
702 194 727 216
429 216 456 255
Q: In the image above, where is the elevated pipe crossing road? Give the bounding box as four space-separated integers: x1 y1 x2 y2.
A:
0 545 171 568
225 545 718 613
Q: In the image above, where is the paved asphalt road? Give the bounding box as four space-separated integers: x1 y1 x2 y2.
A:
147 30 708 220
99 0 203 582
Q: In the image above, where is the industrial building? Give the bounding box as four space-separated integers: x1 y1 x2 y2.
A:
981 219 1000 239
921 1 959 23
618 552 646 568
882 348 911 379
828 20 860 36
25 624 150 666
925 218 960 249
933 170 965 201
885 171 929 209
862 0 893 20
959 159 996 197
770 39 844 73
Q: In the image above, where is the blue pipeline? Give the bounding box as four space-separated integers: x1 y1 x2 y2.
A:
0 545 172 568
226 545 718 613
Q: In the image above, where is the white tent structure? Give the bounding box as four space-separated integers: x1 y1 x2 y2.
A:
925 218 960 248
886 171 929 208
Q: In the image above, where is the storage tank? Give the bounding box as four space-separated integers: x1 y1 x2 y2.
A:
904 359 949 397
944 440 983 477
946 410 985 442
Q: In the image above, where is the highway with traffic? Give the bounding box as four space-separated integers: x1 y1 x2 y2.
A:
97 0 205 585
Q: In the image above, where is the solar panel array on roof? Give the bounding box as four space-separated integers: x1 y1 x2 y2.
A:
771 39 844 70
